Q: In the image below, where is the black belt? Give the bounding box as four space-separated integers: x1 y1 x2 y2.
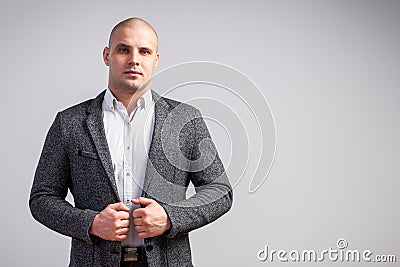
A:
122 247 147 262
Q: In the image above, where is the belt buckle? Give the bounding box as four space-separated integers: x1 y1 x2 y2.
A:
123 247 138 262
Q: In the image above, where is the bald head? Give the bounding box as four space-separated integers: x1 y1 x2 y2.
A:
108 17 158 51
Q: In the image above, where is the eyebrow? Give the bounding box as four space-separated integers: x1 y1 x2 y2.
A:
113 42 155 53
113 42 131 49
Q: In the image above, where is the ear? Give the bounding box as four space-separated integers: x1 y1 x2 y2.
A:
103 47 110 66
154 52 160 68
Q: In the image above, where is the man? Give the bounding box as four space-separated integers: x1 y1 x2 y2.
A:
29 18 232 267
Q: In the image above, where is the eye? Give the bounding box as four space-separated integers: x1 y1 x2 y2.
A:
140 49 149 55
118 47 129 53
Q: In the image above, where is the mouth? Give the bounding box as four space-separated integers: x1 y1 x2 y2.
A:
124 70 142 76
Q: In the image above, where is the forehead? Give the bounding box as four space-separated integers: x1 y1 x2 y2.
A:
110 26 158 49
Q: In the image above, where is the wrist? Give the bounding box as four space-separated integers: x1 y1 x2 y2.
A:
89 214 100 236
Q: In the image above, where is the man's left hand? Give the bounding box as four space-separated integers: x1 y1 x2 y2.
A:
131 197 171 238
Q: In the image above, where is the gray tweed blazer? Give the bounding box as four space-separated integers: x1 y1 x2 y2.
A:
30 90 233 267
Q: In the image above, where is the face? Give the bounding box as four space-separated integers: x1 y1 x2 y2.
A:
103 25 159 94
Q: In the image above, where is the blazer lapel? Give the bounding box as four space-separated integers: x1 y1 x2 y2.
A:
142 91 171 195
85 91 120 201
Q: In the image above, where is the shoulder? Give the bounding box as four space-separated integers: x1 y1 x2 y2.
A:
61 99 93 115
58 91 105 121
155 93 200 116
154 95 210 138
151 90 196 111
163 97 197 111
157 96 203 128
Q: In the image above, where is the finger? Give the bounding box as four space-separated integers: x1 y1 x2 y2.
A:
118 227 129 235
115 234 128 241
138 232 149 238
132 208 145 218
116 210 130 220
116 202 131 212
134 225 146 233
131 198 140 205
109 202 130 212
131 197 155 206
133 217 142 226
119 219 130 228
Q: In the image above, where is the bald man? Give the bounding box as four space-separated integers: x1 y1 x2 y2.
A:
30 18 232 267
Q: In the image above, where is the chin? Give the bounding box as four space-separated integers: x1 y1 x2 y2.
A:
123 80 149 92
123 82 140 90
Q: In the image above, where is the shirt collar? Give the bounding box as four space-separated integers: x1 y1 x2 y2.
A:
104 88 153 112
139 88 153 110
104 89 117 111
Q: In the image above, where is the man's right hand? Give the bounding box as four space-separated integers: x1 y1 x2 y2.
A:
89 202 130 241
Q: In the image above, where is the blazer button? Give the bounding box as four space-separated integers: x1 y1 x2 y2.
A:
146 245 153 252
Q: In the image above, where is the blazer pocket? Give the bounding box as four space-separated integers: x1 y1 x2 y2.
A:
76 148 100 160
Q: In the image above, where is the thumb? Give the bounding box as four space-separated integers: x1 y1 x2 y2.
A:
131 197 155 207
109 202 130 212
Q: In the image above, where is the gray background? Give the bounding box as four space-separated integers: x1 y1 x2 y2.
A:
1 0 399 266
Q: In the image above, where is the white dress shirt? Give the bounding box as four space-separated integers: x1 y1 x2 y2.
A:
102 88 155 247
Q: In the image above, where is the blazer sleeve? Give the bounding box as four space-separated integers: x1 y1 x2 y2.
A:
29 112 98 244
162 108 233 238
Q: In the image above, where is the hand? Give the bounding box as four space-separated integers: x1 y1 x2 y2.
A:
131 197 171 238
89 202 130 241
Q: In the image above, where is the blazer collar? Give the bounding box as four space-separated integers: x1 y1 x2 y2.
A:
85 89 173 199
85 90 120 201
142 90 172 195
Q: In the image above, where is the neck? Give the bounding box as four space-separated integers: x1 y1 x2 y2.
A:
109 86 149 114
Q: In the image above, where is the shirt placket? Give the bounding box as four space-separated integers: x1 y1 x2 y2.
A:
123 114 134 205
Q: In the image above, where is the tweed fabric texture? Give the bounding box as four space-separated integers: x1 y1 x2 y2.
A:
30 90 233 267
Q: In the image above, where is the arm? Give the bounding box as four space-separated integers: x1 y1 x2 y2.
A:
29 113 99 243
130 108 232 239
30 113 135 243
160 108 233 238
163 158 233 238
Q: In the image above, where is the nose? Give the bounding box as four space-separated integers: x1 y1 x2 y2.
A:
128 51 140 66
